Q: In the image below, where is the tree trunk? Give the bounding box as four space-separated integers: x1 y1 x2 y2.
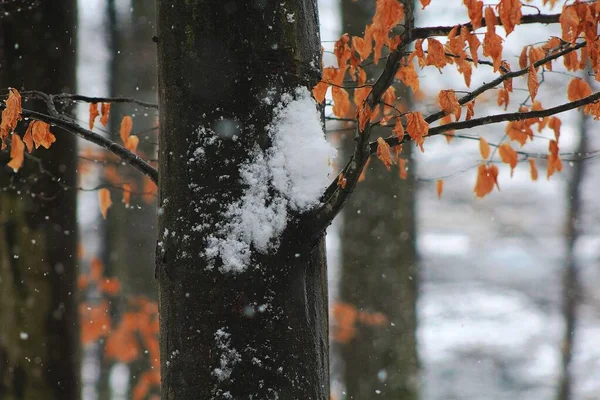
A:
102 1 159 396
556 73 588 400
337 1 420 398
156 1 329 399
0 1 79 399
104 0 158 298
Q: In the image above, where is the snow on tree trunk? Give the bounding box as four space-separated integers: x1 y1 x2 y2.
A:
155 1 331 398
0 1 79 399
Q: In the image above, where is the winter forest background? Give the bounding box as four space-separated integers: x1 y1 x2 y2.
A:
2 0 600 399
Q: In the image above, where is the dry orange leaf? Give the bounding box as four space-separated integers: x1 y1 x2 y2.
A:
334 34 352 67
352 35 372 61
438 90 461 120
376 137 393 171
497 89 509 110
120 115 133 143
474 163 500 198
497 0 522 36
547 139 563 179
529 158 538 181
7 133 24 172
396 62 419 93
29 120 56 149
132 371 161 400
357 103 372 132
456 59 473 87
436 179 444 199
560 5 580 43
393 119 405 140
398 158 407 179
464 0 484 30
98 188 112 220
500 61 513 92
332 87 351 117
372 0 404 34
89 103 99 130
382 86 396 115
548 116 561 140
527 64 539 101
100 278 121 296
358 157 371 183
100 103 111 126
519 46 529 70
312 82 329 104
354 87 371 109
80 301 111 345
420 0 431 9
567 77 592 102
479 137 490 159
426 38 447 69
105 313 141 364
464 28 481 65
125 135 139 153
466 101 475 121
406 111 429 152
499 143 518 176
122 183 132 207
1 88 22 140
505 120 533 147
483 7 503 72
440 115 454 143
22 123 34 153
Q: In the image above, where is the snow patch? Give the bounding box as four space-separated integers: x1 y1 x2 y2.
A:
205 87 336 273
212 328 241 382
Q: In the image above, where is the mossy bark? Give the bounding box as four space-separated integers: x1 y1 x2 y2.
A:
0 2 79 399
156 1 328 399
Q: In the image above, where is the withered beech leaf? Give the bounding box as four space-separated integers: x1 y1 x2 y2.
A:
120 116 133 143
479 137 490 159
376 137 393 171
7 133 25 172
98 188 112 220
100 103 111 126
89 103 99 130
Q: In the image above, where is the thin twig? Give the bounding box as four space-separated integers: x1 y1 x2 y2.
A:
370 91 600 153
0 103 159 184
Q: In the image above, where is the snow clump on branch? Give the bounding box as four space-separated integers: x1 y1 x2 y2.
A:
205 87 336 273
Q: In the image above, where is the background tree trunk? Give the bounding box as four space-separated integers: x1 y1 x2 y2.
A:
337 1 420 398
556 72 589 400
156 1 329 398
0 1 79 399
104 0 157 298
102 1 158 395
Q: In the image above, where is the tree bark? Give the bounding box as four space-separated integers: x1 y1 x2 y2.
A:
156 1 329 399
337 1 420 398
0 1 79 399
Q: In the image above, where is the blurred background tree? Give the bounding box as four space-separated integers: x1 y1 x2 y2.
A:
334 1 419 398
0 1 79 398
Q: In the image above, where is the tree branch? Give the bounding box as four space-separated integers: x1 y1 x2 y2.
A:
425 40 586 125
413 13 561 39
0 103 159 184
46 93 158 109
312 0 415 233
370 91 600 153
